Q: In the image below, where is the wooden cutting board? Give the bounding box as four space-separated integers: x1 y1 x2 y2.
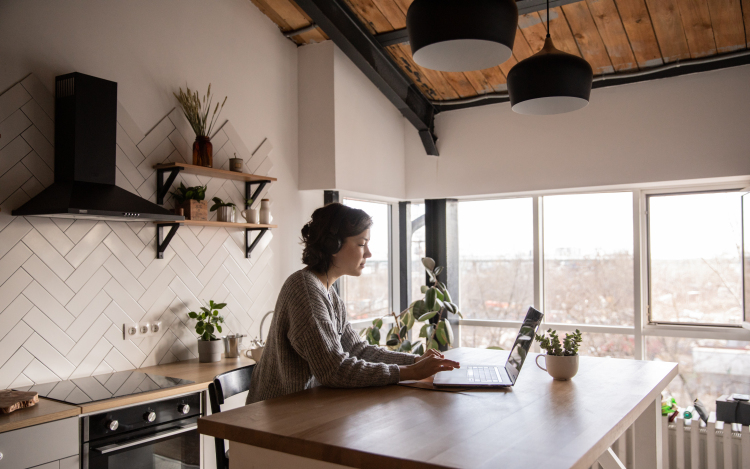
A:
0 390 39 414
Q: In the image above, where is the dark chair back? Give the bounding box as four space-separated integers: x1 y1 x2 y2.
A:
207 364 255 469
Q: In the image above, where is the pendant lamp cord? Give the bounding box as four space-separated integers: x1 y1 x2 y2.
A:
546 0 550 38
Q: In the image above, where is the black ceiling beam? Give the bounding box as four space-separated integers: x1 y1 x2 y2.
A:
293 0 439 156
374 0 585 47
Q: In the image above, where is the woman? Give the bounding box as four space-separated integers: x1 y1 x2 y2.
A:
246 203 460 404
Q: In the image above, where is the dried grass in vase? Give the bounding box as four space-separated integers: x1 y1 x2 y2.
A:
174 84 227 138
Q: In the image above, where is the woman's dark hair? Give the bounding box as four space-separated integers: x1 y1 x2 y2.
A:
301 203 372 273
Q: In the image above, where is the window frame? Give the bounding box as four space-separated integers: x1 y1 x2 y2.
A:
404 176 750 360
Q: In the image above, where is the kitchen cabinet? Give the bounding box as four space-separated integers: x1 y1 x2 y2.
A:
0 417 78 468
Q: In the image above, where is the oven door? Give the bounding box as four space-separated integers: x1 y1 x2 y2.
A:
84 417 200 469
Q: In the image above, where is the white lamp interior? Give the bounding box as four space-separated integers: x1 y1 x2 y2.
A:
412 39 512 72
511 96 589 115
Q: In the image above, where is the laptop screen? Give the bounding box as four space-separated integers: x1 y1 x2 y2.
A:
505 307 544 384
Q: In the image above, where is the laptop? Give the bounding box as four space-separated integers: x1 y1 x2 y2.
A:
433 307 544 388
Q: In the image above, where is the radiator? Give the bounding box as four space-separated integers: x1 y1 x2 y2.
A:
663 413 750 469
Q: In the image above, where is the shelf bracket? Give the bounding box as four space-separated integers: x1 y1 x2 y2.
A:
156 167 184 205
245 228 268 259
245 181 268 207
156 223 182 259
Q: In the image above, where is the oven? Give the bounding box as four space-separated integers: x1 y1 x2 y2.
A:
81 392 202 469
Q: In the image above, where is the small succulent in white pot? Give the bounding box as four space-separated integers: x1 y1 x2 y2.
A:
189 300 226 363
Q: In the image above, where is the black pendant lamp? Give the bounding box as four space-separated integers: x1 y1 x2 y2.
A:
406 0 518 72
507 0 593 114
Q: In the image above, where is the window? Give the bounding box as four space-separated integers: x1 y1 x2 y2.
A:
648 191 744 325
458 198 534 321
340 199 391 320
543 192 634 326
410 203 426 302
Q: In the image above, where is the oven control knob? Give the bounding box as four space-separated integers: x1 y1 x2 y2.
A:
108 420 119 431
144 411 156 422
179 404 190 415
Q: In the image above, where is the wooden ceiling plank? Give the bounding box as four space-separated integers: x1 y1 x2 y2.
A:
296 27 330 43
248 0 294 31
371 0 407 29
677 0 718 57
440 72 480 98
498 55 518 77
705 0 746 53
512 27 538 61
614 0 664 67
585 0 639 71
643 0 692 62
342 0 394 33
463 69 496 95
547 7 585 57
386 44 447 100
265 0 314 29
744 0 750 46
393 0 413 16
519 13 551 54
481 66 509 91
562 2 616 74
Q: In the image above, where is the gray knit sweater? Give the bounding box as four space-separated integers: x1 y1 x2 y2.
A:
246 269 416 405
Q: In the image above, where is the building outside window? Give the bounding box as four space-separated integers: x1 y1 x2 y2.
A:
411 203 426 302
340 198 391 321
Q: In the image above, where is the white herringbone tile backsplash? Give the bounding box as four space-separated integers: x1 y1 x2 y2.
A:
0 74 277 389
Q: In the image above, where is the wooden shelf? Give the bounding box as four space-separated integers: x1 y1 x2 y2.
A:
154 220 277 229
153 163 277 183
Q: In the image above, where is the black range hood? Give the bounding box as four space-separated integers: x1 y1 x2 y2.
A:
13 73 183 222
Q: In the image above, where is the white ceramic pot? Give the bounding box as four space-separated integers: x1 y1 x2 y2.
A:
217 206 235 223
259 199 272 224
241 207 260 224
198 339 223 363
535 354 579 380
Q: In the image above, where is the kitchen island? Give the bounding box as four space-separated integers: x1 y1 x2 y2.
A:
198 347 677 469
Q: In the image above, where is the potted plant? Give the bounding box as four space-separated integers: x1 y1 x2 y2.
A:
361 257 462 355
174 84 227 168
210 197 236 223
534 328 583 380
188 300 226 363
171 182 208 221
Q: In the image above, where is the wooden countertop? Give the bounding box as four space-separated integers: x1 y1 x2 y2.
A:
0 398 80 434
198 348 678 469
78 355 255 414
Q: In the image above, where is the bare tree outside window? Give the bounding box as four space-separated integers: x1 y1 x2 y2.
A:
341 199 390 320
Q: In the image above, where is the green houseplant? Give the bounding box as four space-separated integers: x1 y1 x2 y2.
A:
188 300 226 363
174 84 227 168
361 258 462 355
171 182 208 221
534 329 584 380
210 197 236 223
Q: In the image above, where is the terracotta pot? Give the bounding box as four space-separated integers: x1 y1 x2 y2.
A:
175 200 208 221
535 354 579 380
198 339 223 363
193 136 213 168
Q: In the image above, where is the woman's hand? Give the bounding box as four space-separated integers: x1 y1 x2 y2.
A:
399 350 460 381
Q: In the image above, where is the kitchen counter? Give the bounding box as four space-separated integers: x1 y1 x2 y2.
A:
0 354 255 431
79 355 255 414
0 398 80 434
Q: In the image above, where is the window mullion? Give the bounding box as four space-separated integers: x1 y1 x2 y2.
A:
533 196 544 314
633 189 645 360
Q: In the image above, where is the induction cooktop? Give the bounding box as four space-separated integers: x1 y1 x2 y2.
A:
14 371 194 405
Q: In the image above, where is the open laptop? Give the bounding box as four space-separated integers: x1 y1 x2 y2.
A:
433 306 544 388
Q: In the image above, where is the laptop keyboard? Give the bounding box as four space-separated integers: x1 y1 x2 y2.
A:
467 366 501 383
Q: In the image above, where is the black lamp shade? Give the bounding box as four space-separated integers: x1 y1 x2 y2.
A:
507 36 593 115
406 0 518 72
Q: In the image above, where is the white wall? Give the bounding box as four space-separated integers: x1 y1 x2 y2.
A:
405 64 750 199
298 41 406 199
0 0 318 386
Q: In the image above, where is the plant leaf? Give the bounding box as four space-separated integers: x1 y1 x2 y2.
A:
417 311 437 322
420 285 429 294
414 344 425 355
403 310 415 330
373 318 383 329
421 257 436 272
188 312 198 319
215 303 227 309
399 340 412 352
419 324 429 338
216 325 222 333
436 322 447 346
427 339 438 350
444 320 454 344
412 300 428 318
371 327 380 343
425 288 436 310
434 266 444 276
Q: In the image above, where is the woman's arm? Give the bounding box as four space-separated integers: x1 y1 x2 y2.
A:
287 280 402 388
341 320 416 366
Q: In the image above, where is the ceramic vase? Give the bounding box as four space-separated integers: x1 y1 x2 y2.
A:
259 199 272 224
193 136 213 168
198 339 223 363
